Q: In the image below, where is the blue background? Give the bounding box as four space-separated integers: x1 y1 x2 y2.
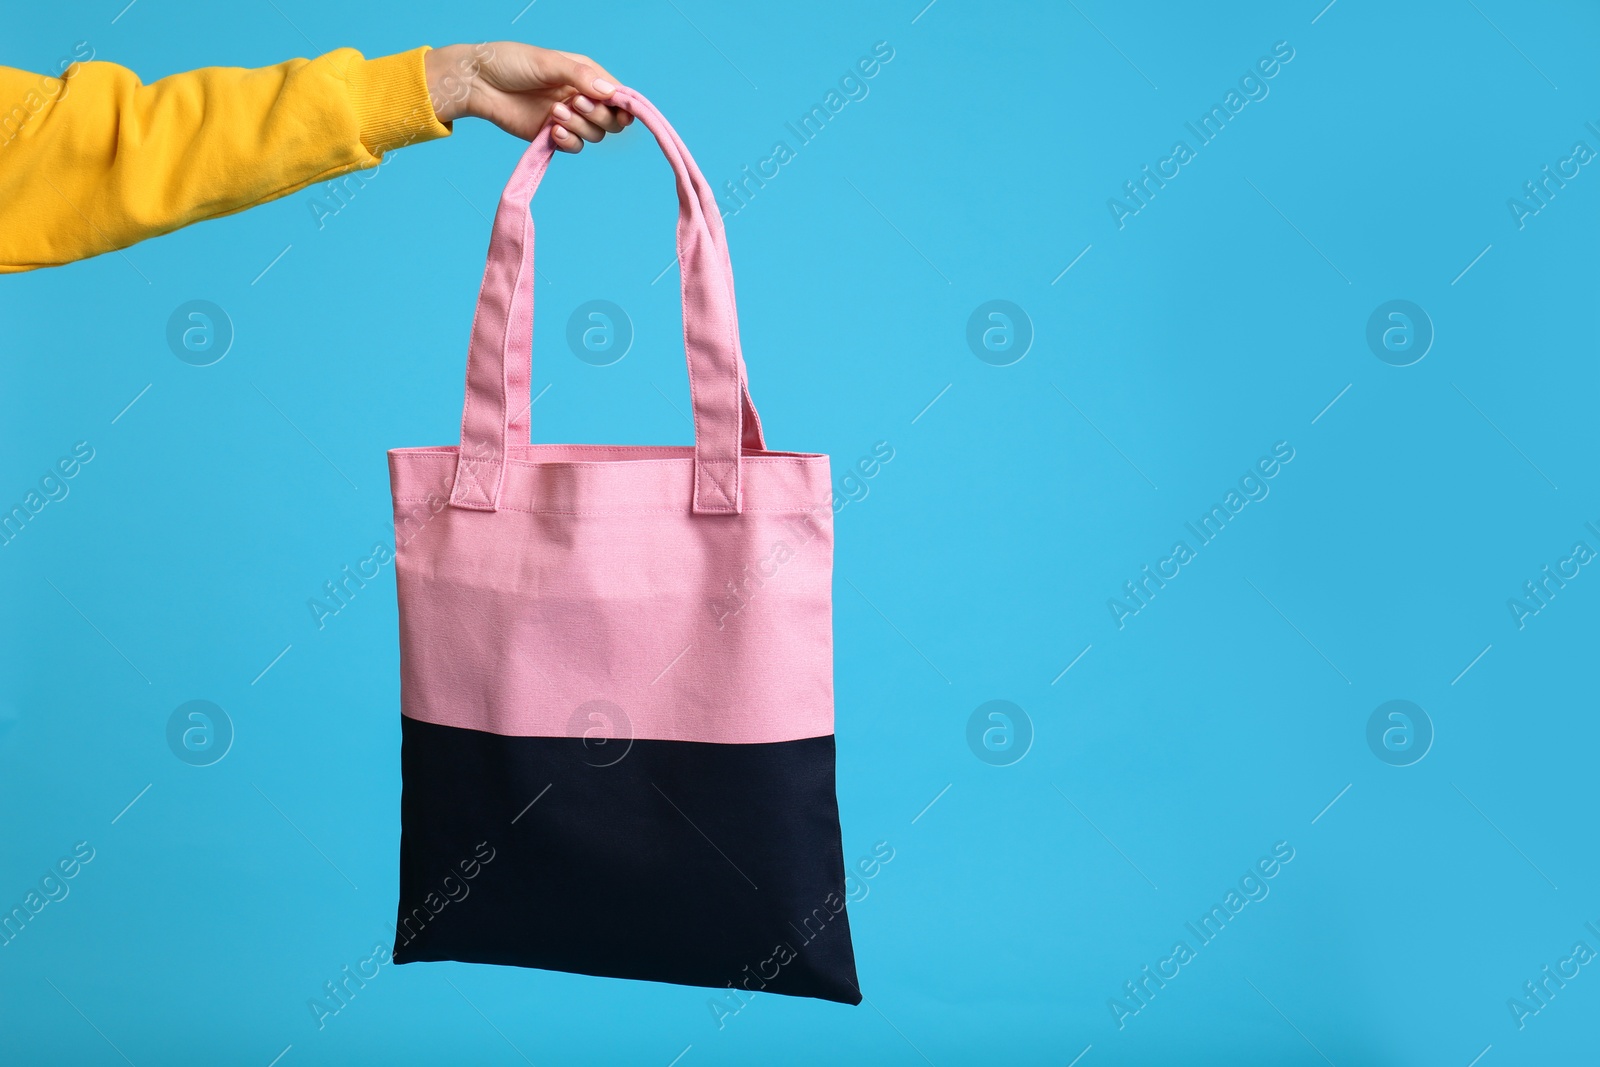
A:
3 1 1598 1063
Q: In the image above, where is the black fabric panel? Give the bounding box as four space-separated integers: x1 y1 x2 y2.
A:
393 717 861 1005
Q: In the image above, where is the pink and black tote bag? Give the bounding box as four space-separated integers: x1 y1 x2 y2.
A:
385 88 860 1005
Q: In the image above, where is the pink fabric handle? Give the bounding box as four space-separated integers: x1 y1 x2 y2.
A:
449 87 765 515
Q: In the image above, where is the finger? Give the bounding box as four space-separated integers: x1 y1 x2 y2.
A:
556 51 620 97
551 101 607 143
570 95 627 133
551 123 584 153
536 50 618 101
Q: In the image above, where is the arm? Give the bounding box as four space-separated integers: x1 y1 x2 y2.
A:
0 42 625 272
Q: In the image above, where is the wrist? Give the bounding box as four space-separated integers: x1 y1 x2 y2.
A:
425 44 479 123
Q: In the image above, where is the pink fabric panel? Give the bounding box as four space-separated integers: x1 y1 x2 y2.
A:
391 448 834 744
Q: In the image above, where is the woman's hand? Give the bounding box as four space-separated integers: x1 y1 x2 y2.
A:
424 42 631 152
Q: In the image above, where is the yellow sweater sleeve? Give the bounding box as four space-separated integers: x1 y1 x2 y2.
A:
0 46 451 272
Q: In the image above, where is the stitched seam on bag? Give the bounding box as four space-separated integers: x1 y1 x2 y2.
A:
505 200 536 442
392 497 830 516
451 452 487 504
505 150 552 442
722 236 742 508
453 442 497 504
696 455 738 506
485 211 534 507
397 450 825 467
456 245 490 480
501 457 813 469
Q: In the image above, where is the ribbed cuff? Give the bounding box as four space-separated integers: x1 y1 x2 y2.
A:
346 46 452 155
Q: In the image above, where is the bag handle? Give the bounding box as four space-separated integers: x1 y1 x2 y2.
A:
449 86 764 515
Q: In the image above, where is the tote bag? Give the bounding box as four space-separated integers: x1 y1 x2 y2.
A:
386 88 861 1006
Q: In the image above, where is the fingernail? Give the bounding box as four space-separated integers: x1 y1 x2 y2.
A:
592 77 616 95
572 95 595 114
553 102 572 120
552 125 568 138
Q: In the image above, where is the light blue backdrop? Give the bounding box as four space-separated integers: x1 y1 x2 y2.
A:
3 1 1598 1063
